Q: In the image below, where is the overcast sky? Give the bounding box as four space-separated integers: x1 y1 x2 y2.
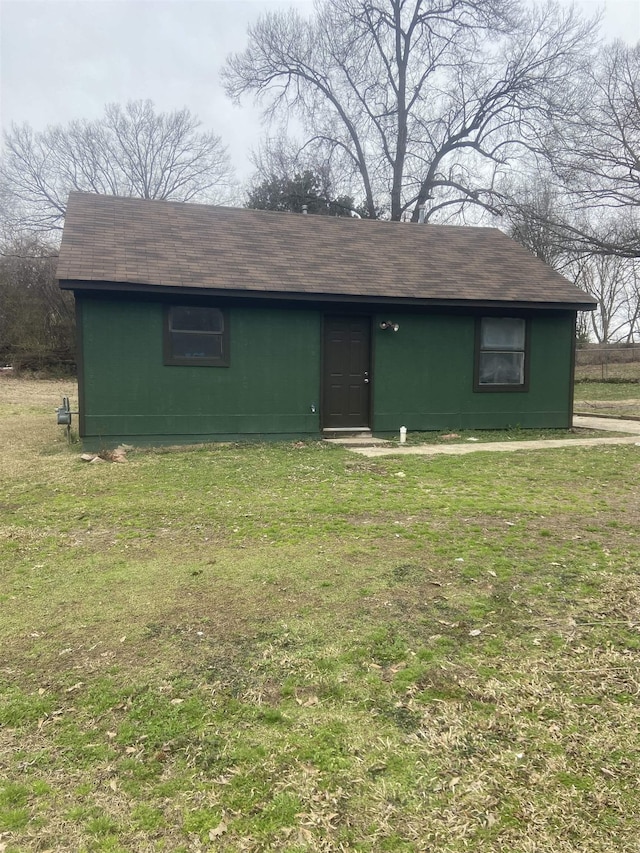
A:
1 0 639 193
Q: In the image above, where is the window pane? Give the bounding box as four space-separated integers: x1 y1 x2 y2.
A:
479 351 524 385
171 307 224 333
481 318 525 351
171 331 223 360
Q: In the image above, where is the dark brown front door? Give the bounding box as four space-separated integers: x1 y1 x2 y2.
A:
322 315 371 429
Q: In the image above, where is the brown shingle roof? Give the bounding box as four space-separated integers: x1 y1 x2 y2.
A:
57 192 595 309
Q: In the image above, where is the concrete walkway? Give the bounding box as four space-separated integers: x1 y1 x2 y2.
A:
573 415 640 434
348 416 640 458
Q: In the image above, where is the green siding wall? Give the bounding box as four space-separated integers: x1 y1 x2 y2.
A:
78 296 576 444
372 312 574 431
79 298 321 441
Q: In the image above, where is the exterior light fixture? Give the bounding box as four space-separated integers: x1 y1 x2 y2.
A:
379 321 400 332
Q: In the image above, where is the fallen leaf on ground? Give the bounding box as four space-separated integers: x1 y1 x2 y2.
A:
209 820 228 839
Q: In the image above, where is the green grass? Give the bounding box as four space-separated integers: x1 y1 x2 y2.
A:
1 378 640 851
574 381 640 401
574 359 640 417
574 380 640 418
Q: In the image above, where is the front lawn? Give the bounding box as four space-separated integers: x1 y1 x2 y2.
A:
1 378 640 852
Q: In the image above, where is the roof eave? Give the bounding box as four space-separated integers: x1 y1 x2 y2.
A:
58 278 597 312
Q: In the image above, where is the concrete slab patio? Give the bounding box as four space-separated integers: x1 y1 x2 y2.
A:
347 416 640 458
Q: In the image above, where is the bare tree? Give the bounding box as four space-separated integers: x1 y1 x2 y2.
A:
504 176 640 342
574 255 640 343
223 0 595 222
502 176 578 269
529 40 640 259
0 234 74 368
625 265 640 342
554 41 640 212
1 100 235 233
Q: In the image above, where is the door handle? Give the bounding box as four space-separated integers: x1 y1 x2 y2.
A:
364 378 369 384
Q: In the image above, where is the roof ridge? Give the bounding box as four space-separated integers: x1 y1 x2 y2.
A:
66 191 503 231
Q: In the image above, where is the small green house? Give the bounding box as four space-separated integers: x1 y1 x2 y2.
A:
57 192 595 447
